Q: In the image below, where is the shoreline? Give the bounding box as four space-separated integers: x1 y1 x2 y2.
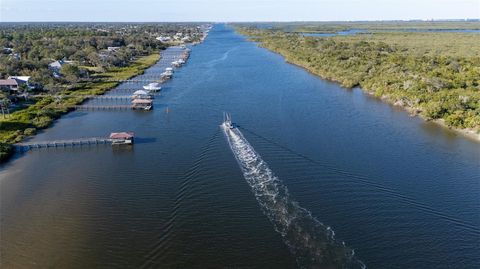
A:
0 53 161 163
251 40 480 143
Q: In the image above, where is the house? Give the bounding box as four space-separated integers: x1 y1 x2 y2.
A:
10 53 21 60
8 76 30 86
0 79 19 93
49 60 65 70
8 76 35 90
107 46 121 52
156 36 171 42
98 50 110 60
2 47 13 54
174 33 183 40
49 60 73 77
49 60 65 77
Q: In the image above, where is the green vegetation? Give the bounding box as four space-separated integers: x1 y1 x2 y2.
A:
0 23 203 90
237 21 480 33
0 53 160 161
0 23 206 162
235 23 480 136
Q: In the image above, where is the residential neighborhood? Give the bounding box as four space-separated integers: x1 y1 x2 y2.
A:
0 23 210 116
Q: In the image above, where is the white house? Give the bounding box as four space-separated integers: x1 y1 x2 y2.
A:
49 60 73 78
156 36 171 42
7 76 34 90
8 76 30 85
107 46 121 52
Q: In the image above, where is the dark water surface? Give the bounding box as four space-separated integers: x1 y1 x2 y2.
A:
1 24 479 268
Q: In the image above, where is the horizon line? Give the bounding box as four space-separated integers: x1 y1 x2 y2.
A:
1 18 479 24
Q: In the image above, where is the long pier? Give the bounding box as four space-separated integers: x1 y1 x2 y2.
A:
87 95 137 101
31 94 155 100
15 137 113 151
73 105 133 110
107 79 164 83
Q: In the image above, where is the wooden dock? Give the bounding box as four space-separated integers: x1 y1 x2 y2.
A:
74 105 133 110
87 95 133 101
111 79 163 83
15 137 113 151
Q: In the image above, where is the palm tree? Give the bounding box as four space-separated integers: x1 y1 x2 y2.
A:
0 98 11 118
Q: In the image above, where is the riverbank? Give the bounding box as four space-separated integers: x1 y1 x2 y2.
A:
0 53 160 162
235 27 480 142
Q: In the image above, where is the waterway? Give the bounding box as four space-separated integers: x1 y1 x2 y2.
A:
1 24 479 268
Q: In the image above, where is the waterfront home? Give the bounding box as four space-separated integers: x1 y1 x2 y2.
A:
49 60 66 77
156 36 171 42
109 132 135 145
8 76 33 89
49 60 65 70
0 79 19 93
2 47 13 54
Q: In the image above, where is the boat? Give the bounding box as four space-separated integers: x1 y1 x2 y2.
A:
132 90 153 99
223 112 235 129
143 82 162 92
165 67 173 72
161 71 173 79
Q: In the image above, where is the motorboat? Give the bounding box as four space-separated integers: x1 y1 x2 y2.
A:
143 82 162 92
132 90 153 99
223 112 235 129
161 71 172 79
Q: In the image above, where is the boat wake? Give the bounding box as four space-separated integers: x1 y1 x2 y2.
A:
222 124 365 269
205 47 237 67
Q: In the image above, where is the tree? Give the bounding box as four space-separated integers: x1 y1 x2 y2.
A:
87 52 102 67
60 64 80 83
0 98 11 118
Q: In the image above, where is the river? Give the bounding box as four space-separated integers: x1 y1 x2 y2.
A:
1 24 479 269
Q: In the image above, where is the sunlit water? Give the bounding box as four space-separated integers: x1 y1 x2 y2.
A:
1 24 479 269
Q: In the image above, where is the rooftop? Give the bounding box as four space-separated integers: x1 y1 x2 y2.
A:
0 79 18 86
132 99 153 104
109 132 135 139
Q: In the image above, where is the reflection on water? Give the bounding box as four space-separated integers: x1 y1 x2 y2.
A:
1 24 479 269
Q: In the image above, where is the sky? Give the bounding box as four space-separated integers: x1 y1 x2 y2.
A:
0 0 479 22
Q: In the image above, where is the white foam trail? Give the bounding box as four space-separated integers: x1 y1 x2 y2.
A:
223 124 365 269
205 47 237 67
